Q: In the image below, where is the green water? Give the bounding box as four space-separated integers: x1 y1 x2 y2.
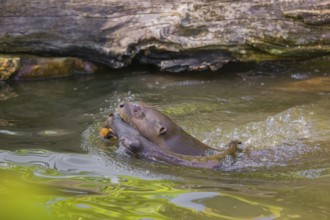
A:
0 62 329 219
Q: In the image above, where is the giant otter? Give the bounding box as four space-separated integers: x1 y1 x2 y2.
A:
117 101 219 156
102 112 241 169
100 101 242 169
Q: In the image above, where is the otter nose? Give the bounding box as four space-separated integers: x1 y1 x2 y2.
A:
119 101 125 108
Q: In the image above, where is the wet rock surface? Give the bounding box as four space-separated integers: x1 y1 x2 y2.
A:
0 57 20 80
0 56 97 80
0 0 329 73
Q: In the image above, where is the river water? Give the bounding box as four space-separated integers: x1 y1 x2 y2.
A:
0 61 329 219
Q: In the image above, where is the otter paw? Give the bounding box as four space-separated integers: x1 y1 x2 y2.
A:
119 137 142 154
226 141 243 157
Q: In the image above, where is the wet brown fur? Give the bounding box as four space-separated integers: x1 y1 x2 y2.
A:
118 101 221 156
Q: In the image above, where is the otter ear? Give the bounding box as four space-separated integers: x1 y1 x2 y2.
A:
158 126 167 135
156 122 167 135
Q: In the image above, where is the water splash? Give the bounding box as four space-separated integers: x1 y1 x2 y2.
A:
203 104 330 172
228 106 313 148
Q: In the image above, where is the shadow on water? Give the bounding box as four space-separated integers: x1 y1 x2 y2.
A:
0 59 330 219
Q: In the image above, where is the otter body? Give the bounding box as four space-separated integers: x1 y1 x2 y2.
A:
101 101 242 169
103 112 240 169
118 101 217 156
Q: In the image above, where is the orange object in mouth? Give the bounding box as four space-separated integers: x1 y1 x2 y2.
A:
100 127 114 139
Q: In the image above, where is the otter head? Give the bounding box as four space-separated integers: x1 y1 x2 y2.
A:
117 101 174 145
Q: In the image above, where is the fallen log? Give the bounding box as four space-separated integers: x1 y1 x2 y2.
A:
0 0 329 73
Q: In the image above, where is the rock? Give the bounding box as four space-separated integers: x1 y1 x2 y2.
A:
0 55 98 80
73 59 97 75
14 57 97 80
0 0 329 73
15 57 75 80
0 57 20 80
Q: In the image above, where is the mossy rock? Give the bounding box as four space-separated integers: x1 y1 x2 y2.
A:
0 57 20 80
3 56 98 80
15 58 75 80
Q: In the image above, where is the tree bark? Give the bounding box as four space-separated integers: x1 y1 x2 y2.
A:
0 0 329 72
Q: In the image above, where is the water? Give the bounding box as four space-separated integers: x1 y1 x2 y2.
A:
0 61 329 219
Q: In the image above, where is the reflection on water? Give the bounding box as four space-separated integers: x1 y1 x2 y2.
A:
0 150 285 220
0 61 330 219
